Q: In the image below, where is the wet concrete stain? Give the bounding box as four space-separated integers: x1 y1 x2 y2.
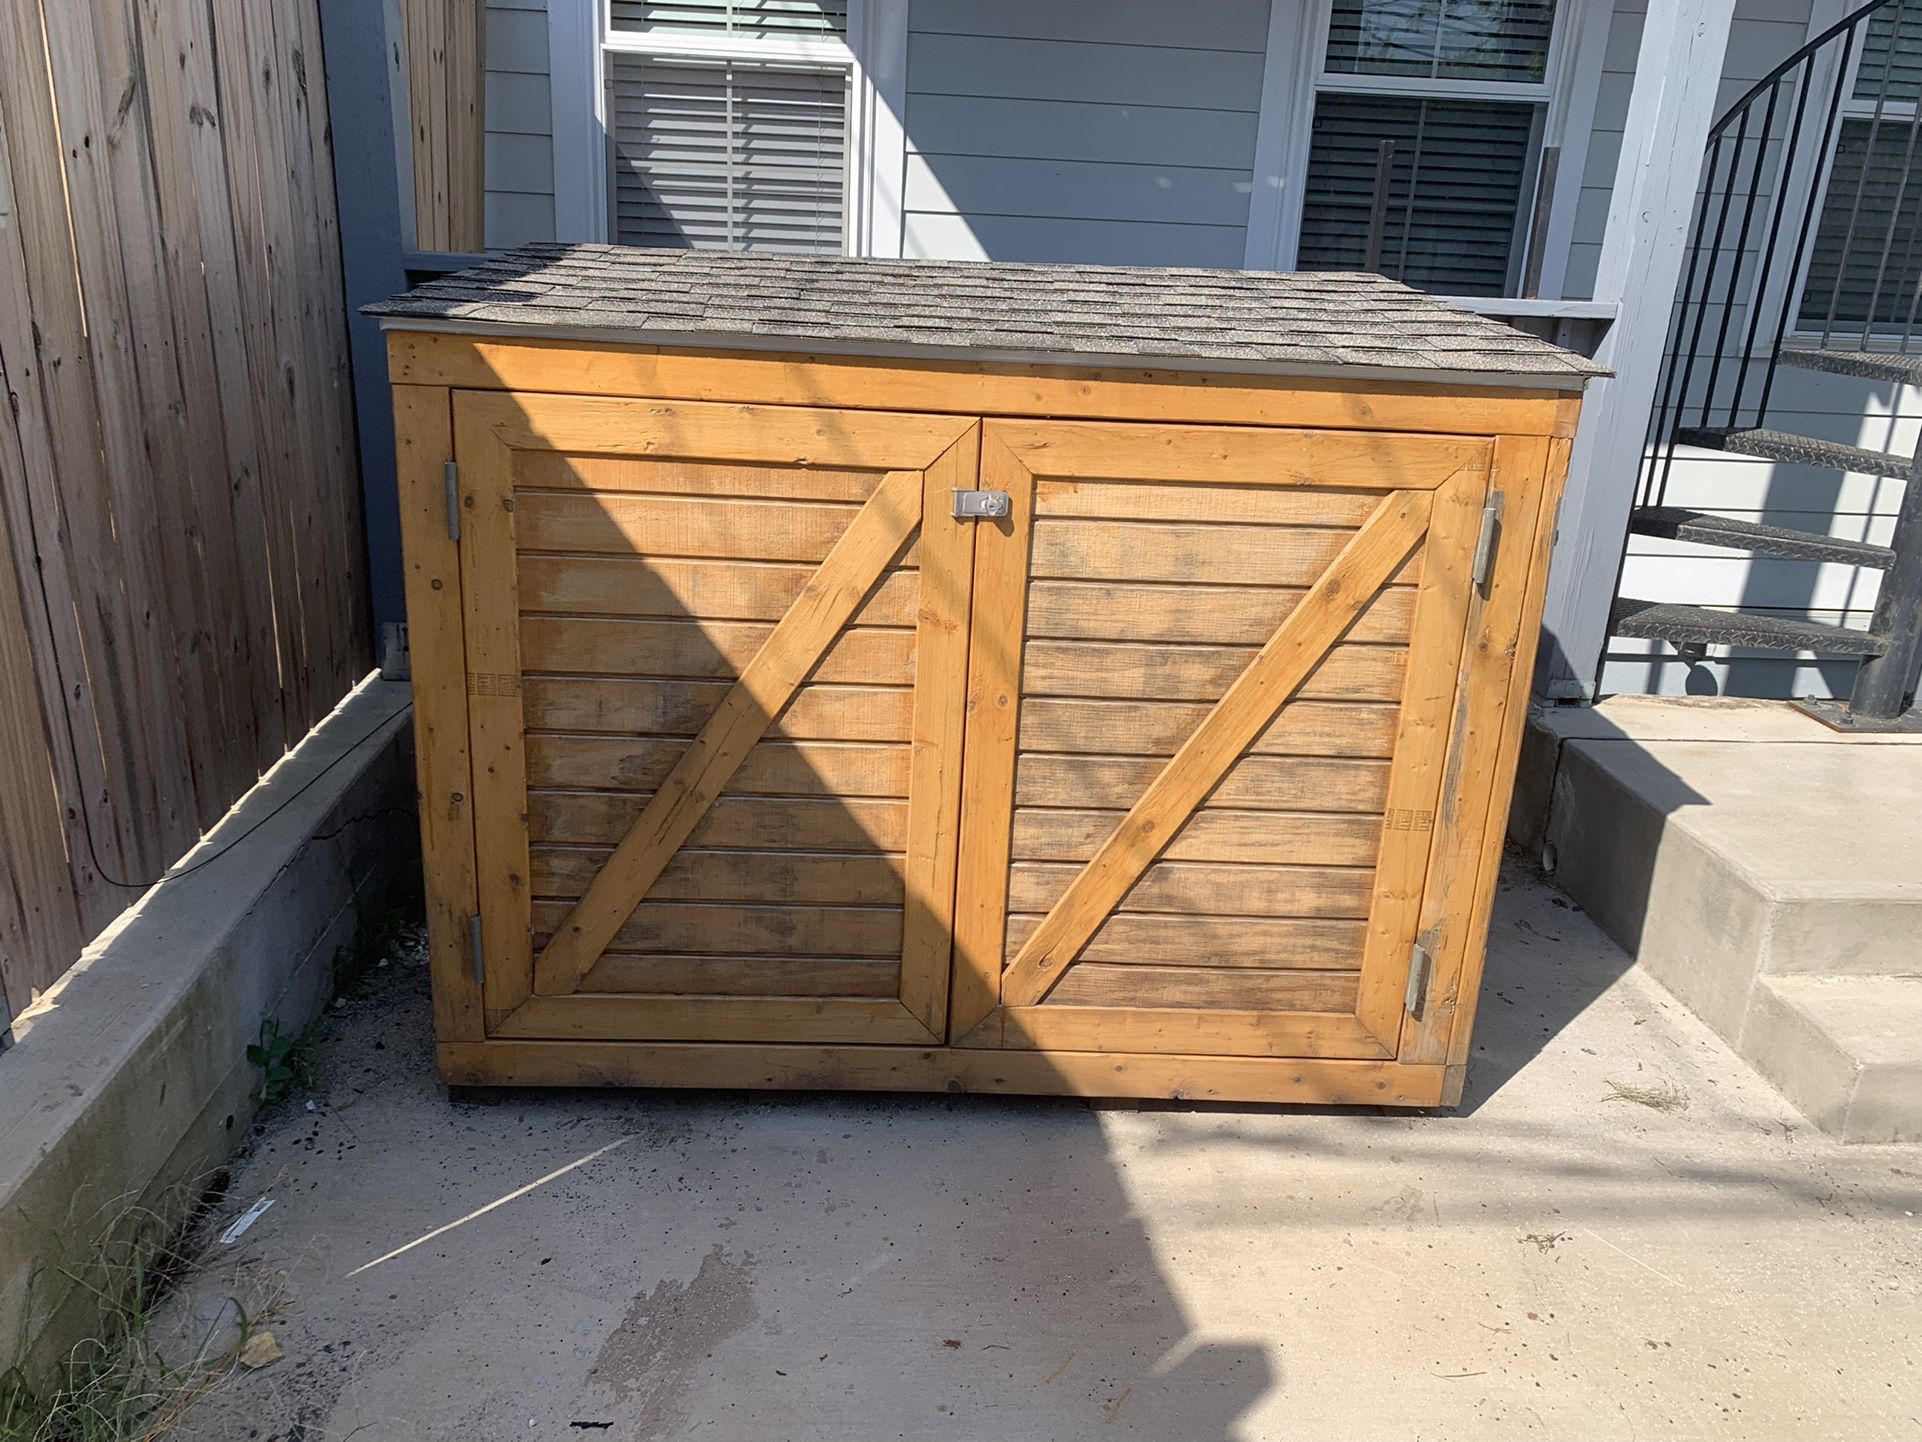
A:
588 1244 757 1439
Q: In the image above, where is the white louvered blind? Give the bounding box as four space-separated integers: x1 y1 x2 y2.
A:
1298 94 1539 295
1325 0 1556 83
608 56 847 252
610 0 848 40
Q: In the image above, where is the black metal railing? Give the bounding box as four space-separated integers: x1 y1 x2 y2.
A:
1628 0 1922 720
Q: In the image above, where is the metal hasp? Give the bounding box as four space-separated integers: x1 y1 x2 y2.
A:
952 489 1012 519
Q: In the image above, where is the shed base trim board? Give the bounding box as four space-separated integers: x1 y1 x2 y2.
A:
437 1042 1449 1106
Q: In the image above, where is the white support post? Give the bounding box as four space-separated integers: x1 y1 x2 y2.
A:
1533 0 1740 701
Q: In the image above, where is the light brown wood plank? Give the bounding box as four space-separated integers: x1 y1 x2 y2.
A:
1019 698 1401 759
529 793 911 852
516 490 865 561
1010 861 1375 920
1030 519 1423 586
1036 480 1385 525
1043 967 1360 1012
526 737 912 797
391 332 1578 441
1013 808 1384 867
1022 639 1407 702
516 451 881 501
1001 491 1430 1007
1016 755 1392 812
995 420 1493 487
521 616 915 685
1005 913 1369 969
494 994 933 1043
520 554 918 624
533 900 905 958
978 1005 1390 1059
524 678 914 739
532 847 906 904
532 468 924 993
439 1038 1450 1106
1026 580 1415 646
579 953 901 997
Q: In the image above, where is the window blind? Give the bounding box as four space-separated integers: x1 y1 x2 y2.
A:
608 56 847 253
610 0 848 40
1298 93 1539 295
1325 0 1556 84
1798 117 1922 331
1854 6 1922 102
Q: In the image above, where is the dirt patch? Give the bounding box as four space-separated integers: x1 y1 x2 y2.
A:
587 1246 757 1439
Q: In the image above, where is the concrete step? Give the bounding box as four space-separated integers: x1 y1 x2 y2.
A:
1744 976 1922 1144
1527 698 1922 1141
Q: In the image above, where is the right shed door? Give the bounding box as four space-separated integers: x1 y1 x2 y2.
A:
950 420 1498 1060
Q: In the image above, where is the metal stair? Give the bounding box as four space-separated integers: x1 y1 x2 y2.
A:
1611 599 1889 655
1626 505 1896 569
1671 426 1917 482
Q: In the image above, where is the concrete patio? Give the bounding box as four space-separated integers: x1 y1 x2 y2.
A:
165 867 1921 1442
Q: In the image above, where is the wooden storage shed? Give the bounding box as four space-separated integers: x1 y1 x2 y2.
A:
372 246 1600 1107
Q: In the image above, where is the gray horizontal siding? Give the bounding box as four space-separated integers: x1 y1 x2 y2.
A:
901 0 1264 265
484 0 556 248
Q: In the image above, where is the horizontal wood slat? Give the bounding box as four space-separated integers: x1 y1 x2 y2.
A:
520 555 919 625
1015 755 1393 812
1018 698 1401 758
524 678 913 737
516 451 882 501
1026 580 1416 646
529 793 911 851
1021 640 1408 702
1004 913 1370 968
526 737 912 796
1030 519 1423 586
535 847 905 904
1009 860 1376 919
517 491 870 562
494 994 934 1043
1012 808 1385 866
980 1005 1389 1058
1035 480 1386 526
579 953 901 996
521 616 915 683
532 899 906 957
1043 966 1360 1012
990 420 1492 486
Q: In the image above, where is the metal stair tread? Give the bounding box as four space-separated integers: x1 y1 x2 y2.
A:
1628 505 1895 567
1674 425 1914 481
1777 343 1922 386
1610 598 1889 655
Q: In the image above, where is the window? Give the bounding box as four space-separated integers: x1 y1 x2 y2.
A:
602 0 854 253
1298 0 1560 295
1796 7 1922 335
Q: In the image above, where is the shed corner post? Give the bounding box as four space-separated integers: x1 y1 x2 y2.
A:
1531 0 1741 704
317 0 412 677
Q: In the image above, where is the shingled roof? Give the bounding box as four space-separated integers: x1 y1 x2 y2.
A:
368 244 1604 387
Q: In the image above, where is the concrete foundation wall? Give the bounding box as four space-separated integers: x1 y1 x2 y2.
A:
0 679 417 1379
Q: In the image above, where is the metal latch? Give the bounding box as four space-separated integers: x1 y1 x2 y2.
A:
1404 940 1433 1017
952 489 1012 519
1471 492 1505 589
468 913 485 988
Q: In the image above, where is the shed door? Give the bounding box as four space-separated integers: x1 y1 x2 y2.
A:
452 392 980 1045
949 420 1496 1060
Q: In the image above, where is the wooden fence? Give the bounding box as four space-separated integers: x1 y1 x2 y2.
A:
0 0 369 1022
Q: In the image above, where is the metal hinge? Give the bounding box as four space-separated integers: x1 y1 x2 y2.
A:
468 912 485 988
951 488 1012 519
444 461 462 541
1471 492 1505 589
1404 940 1433 1017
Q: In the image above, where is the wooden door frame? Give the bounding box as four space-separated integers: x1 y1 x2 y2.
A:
449 388 979 1044
948 419 1496 1060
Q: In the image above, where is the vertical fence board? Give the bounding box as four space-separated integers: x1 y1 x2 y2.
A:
0 0 370 1013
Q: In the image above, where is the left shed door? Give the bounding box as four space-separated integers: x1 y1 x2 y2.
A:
451 391 981 1045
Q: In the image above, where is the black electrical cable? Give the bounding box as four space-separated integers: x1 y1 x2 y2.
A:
5 386 405 894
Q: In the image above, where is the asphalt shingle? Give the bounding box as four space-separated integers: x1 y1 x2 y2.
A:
368 244 1604 384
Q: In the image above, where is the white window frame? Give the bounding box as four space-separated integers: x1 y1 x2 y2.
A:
1246 0 1609 302
546 0 907 256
